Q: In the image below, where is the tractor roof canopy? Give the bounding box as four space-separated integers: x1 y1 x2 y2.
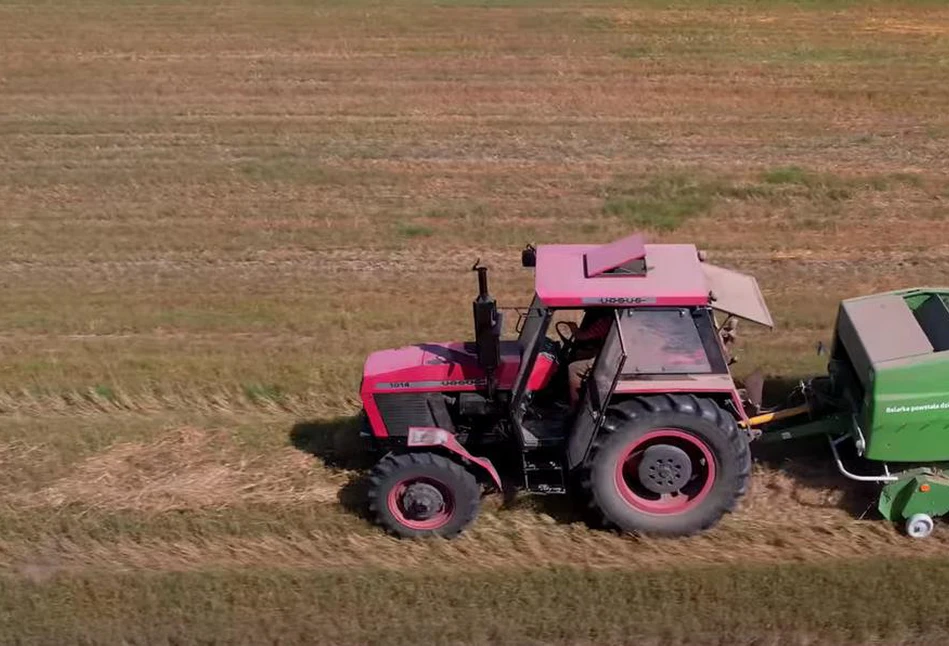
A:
533 233 773 327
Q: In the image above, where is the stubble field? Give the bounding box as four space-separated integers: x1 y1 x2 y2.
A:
2 0 949 643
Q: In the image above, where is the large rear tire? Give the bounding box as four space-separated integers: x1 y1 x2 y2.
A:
583 395 751 537
368 452 481 538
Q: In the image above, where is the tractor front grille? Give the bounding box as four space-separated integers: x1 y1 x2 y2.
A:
373 393 437 437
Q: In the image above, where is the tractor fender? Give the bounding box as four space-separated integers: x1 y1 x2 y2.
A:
407 426 503 492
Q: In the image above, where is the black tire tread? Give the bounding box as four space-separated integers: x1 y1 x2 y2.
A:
584 394 751 536
367 451 481 538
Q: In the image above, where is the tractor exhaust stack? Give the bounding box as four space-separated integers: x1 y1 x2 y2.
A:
472 260 501 400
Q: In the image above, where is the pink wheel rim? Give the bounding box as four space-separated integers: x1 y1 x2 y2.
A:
386 476 455 530
614 429 716 515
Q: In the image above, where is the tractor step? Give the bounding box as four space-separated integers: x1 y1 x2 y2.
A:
522 453 566 494
519 417 567 449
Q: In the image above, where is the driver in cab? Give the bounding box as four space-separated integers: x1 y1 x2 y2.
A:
564 309 613 407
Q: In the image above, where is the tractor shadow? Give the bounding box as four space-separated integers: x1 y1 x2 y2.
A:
289 415 375 521
288 375 882 531
287 414 585 526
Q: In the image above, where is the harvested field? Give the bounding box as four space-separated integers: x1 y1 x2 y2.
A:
2 0 949 643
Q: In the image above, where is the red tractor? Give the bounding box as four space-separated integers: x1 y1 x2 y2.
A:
358 233 774 538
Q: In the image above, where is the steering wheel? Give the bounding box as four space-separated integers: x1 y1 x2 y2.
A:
555 321 578 363
555 320 575 346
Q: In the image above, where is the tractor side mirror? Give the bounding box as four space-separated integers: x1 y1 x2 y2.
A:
521 244 536 268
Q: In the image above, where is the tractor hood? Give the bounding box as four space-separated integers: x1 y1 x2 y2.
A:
363 345 428 379
701 262 774 328
362 342 521 391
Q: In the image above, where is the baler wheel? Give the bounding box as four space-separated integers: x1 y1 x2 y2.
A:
367 452 481 538
906 513 935 539
583 394 751 537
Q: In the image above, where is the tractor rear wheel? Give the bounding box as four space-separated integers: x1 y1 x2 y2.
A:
368 452 481 538
583 395 751 537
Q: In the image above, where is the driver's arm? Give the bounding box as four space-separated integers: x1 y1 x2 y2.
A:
574 315 611 341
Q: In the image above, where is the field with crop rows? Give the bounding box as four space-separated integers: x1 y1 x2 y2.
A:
2 0 949 643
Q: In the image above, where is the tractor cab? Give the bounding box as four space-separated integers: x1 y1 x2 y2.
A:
491 234 773 492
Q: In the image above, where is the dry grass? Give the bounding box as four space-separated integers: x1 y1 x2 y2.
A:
2 0 949 641
0 417 942 579
16 426 341 511
6 558 949 645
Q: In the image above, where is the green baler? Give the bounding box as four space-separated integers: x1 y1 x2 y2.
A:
759 287 949 538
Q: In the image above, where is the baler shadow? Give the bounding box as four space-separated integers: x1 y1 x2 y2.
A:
751 437 879 518
749 374 880 518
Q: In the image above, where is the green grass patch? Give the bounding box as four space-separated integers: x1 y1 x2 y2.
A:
91 383 118 402
603 175 717 231
762 165 813 186
241 382 286 404
602 174 770 231
603 168 929 231
396 222 435 238
582 15 615 31
422 201 494 223
761 166 923 195
235 156 391 187
761 165 853 200
6 557 949 644
765 45 905 65
237 155 331 184
616 46 652 59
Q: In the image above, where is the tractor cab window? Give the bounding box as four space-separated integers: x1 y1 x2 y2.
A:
618 308 726 375
510 294 553 420
516 294 550 354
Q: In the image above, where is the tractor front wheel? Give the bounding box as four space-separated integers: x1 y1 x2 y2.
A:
584 395 751 537
368 452 481 538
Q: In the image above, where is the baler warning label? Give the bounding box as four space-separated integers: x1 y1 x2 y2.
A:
885 402 949 414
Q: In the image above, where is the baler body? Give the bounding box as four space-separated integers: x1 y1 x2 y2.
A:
831 288 949 462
